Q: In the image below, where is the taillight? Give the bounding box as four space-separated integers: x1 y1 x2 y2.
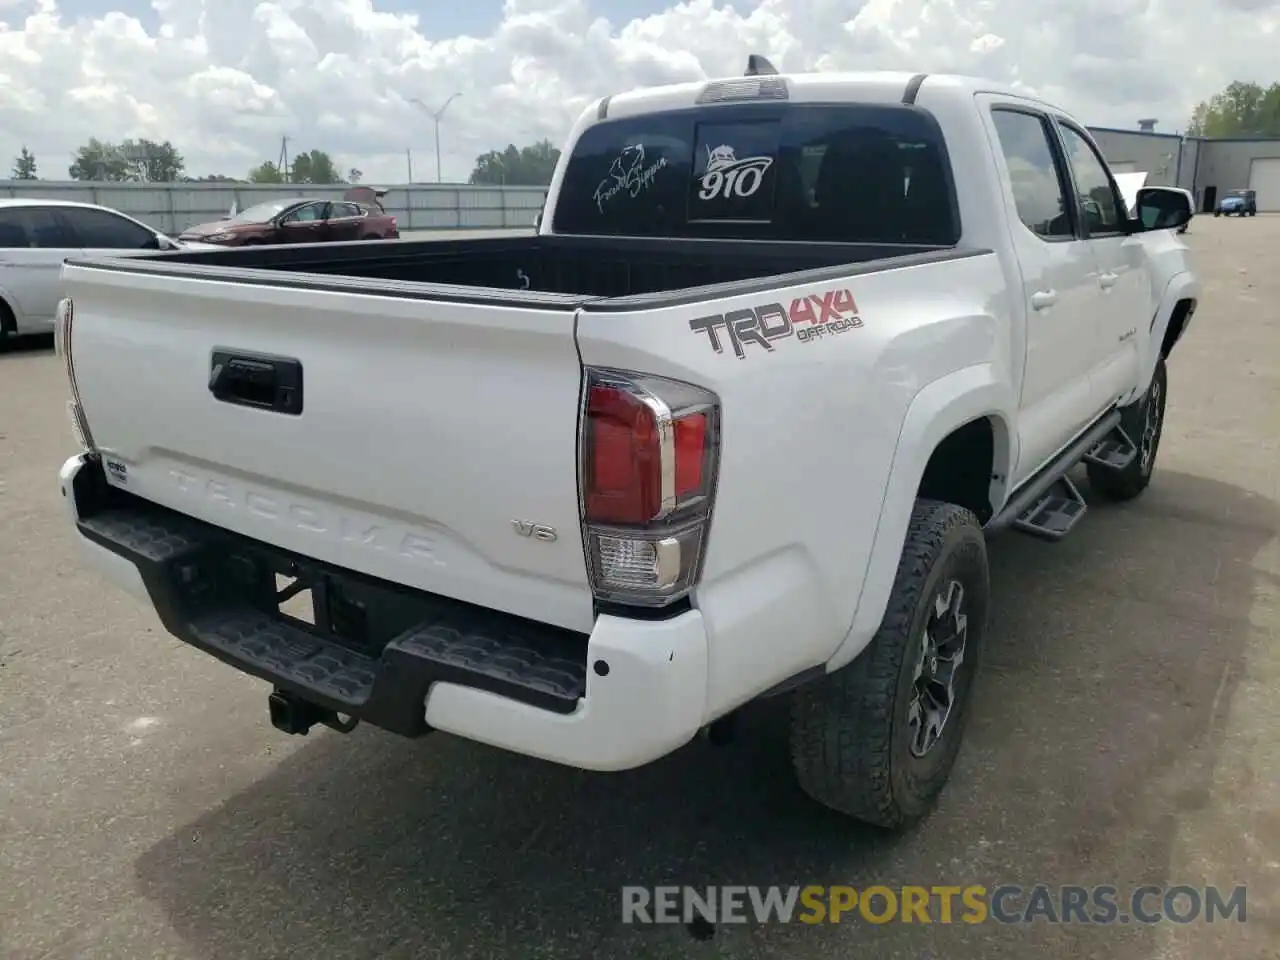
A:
54 297 96 453
579 368 720 607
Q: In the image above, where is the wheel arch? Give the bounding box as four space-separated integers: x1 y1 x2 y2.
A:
1159 297 1196 359
0 288 19 334
825 365 1015 673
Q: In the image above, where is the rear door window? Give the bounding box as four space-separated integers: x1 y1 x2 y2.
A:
552 102 960 244
0 207 76 248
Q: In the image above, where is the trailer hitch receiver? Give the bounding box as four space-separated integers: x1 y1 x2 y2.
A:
268 688 360 736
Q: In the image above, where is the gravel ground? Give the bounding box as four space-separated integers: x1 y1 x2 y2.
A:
1 215 1276 959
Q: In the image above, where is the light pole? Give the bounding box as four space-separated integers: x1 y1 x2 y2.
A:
411 93 462 183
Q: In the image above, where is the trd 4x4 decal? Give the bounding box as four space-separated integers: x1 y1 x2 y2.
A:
689 287 864 359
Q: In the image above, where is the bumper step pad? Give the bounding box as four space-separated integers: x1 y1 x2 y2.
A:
77 492 588 737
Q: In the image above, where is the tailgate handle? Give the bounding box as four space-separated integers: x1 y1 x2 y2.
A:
209 349 304 415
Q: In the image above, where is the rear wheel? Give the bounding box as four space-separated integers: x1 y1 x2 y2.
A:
789 499 989 829
0 300 15 338
1087 356 1167 501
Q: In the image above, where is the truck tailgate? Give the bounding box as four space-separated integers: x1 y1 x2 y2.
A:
62 263 594 633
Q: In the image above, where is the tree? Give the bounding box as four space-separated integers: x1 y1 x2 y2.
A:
68 138 130 181
1187 81 1280 137
11 146 38 179
469 139 561 186
119 138 185 182
67 137 185 181
185 174 242 182
247 150 345 185
248 161 286 184
348 167 363 183
290 149 342 184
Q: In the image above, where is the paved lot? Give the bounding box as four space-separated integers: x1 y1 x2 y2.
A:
1 217 1277 959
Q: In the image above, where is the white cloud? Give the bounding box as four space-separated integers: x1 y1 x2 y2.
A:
1 0 1278 183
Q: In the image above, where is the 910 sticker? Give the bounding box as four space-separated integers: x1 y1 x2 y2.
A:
697 145 773 201
689 287 864 359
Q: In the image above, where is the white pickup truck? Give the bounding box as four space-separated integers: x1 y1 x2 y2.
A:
56 63 1198 830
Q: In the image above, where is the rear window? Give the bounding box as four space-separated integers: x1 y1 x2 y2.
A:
552 103 960 244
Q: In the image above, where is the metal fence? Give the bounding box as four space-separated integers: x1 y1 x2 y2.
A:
0 181 548 235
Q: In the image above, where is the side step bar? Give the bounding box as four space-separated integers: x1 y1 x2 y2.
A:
1082 423 1138 472
990 410 1123 541
1011 476 1087 541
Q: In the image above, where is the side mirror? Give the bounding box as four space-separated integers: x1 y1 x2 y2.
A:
533 211 543 229
1134 187 1192 232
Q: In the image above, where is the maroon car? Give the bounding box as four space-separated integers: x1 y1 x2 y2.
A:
178 192 399 246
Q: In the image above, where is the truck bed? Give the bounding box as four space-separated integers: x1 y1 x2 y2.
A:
80 234 960 304
59 228 984 639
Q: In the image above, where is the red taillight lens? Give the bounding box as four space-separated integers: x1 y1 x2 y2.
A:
579 368 720 607
583 382 713 525
674 413 707 498
585 384 660 524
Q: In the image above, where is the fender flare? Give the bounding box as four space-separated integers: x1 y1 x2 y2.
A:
1142 270 1199 387
824 363 1015 672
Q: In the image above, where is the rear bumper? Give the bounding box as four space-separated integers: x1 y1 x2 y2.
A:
60 454 709 771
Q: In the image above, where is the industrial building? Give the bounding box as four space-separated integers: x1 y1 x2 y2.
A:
1089 124 1280 213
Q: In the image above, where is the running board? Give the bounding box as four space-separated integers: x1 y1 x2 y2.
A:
1082 425 1138 473
1011 476 1087 541
989 410 1122 540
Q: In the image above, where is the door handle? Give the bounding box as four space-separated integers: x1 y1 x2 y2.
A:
1098 272 1118 289
1030 290 1058 311
209 349 304 415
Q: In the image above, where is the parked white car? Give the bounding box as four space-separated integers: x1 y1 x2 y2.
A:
0 199 217 338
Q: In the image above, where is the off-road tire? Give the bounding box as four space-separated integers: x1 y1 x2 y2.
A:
1086 356 1167 502
789 499 989 830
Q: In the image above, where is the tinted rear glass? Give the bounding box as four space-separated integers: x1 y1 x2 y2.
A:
552 102 960 244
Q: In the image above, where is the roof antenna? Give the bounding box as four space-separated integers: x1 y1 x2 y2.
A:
745 54 778 76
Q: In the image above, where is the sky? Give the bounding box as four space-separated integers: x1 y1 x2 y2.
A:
0 0 1277 184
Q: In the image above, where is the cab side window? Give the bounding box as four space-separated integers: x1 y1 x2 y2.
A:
60 208 156 249
1056 123 1123 235
284 202 327 223
990 109 1074 241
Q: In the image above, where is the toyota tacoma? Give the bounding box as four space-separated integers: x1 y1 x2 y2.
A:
55 62 1198 829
